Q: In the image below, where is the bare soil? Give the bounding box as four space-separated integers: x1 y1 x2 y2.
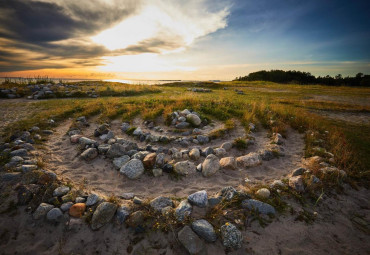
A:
44 118 305 199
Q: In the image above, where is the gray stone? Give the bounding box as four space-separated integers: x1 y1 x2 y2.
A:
131 151 150 160
174 160 196 175
201 147 214 157
191 219 217 242
193 128 202 135
175 200 192 221
53 186 70 197
116 205 130 224
176 122 190 129
47 208 63 222
196 163 202 172
60 202 74 212
21 165 37 172
197 135 209 144
202 154 220 177
259 149 275 161
120 159 145 179
178 116 186 122
150 196 173 212
10 149 28 157
214 148 226 157
236 152 261 168
270 180 285 188
133 127 142 136
187 114 201 126
81 148 98 160
107 143 128 158
291 167 306 177
113 155 130 170
75 197 86 203
219 186 238 201
188 190 208 207
120 193 135 199
10 156 23 163
79 137 97 147
242 199 276 215
155 153 166 167
91 202 117 230
1 172 21 182
178 226 206 255
86 194 100 206
121 122 130 132
221 223 242 249
33 203 54 220
208 197 221 207
181 109 191 115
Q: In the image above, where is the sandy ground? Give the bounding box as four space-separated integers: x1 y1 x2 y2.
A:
0 99 37 135
311 110 370 125
1 184 368 255
44 118 304 199
312 95 370 107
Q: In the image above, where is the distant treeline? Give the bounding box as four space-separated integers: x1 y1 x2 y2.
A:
234 70 370 86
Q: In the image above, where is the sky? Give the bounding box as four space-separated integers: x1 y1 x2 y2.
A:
0 0 369 80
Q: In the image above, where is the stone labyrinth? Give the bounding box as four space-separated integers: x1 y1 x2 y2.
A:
46 108 305 198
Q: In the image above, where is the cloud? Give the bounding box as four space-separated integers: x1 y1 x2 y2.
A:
0 0 230 73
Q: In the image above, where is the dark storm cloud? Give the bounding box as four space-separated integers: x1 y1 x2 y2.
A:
0 0 141 72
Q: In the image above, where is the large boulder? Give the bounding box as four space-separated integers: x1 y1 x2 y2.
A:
178 226 206 255
202 154 220 177
191 219 217 242
221 223 242 249
120 159 145 179
174 161 196 176
187 114 201 126
91 202 117 230
219 157 237 170
236 152 261 168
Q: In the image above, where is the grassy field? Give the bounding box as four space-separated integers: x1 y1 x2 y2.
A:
1 80 369 186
